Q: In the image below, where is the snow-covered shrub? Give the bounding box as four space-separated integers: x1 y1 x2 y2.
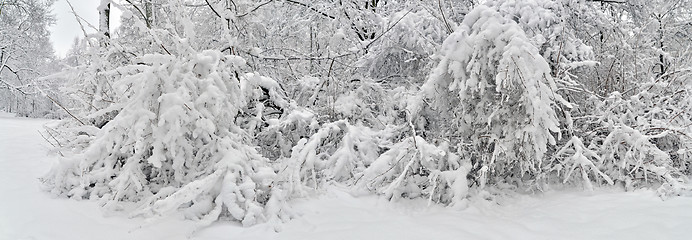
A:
236 72 293 135
547 136 614 191
254 107 320 161
42 50 290 226
358 137 471 208
599 124 686 195
488 0 594 70
279 120 387 196
273 114 471 207
410 5 571 190
487 0 599 106
567 83 691 196
333 78 412 129
361 9 450 85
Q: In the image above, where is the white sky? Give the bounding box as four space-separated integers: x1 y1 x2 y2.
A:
49 0 121 58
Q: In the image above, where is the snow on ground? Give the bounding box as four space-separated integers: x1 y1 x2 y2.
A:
1 113 691 240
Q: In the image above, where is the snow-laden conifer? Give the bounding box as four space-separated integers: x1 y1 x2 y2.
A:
43 50 291 226
411 5 571 189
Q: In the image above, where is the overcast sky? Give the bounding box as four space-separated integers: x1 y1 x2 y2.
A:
49 0 121 58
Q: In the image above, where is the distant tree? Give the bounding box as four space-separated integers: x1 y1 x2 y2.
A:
0 0 61 117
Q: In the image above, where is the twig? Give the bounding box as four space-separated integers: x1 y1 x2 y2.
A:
123 0 150 27
284 0 335 19
0 78 27 95
406 109 418 148
555 27 565 77
204 0 223 18
437 0 452 34
160 44 171 55
43 92 85 125
65 0 89 39
38 130 57 148
646 127 691 139
236 0 274 18
365 10 412 50
38 130 64 157
668 110 685 124
43 126 64 148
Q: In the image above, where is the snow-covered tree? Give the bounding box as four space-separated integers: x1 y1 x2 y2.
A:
411 4 570 190
42 1 294 227
43 49 295 227
0 0 61 117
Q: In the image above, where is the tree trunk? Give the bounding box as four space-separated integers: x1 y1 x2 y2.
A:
99 0 111 45
145 0 154 27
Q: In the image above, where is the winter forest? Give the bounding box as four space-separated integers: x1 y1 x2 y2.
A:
2 0 692 238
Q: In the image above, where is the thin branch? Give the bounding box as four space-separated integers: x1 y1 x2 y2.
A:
0 0 7 15
236 0 274 18
204 0 223 18
38 130 64 157
365 10 412 50
240 48 356 61
284 0 335 19
0 79 27 95
437 0 452 34
0 61 28 95
41 91 85 125
585 0 625 3
123 0 150 27
65 0 89 39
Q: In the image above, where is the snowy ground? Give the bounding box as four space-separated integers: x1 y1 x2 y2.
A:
1 112 692 240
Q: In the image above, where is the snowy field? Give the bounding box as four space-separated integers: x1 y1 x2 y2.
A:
1 113 692 240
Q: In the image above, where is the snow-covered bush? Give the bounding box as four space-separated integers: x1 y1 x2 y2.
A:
547 136 614 191
566 83 691 196
42 50 291 226
254 107 319 161
279 120 387 196
489 0 594 70
333 78 413 129
358 137 471 208
411 5 571 190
